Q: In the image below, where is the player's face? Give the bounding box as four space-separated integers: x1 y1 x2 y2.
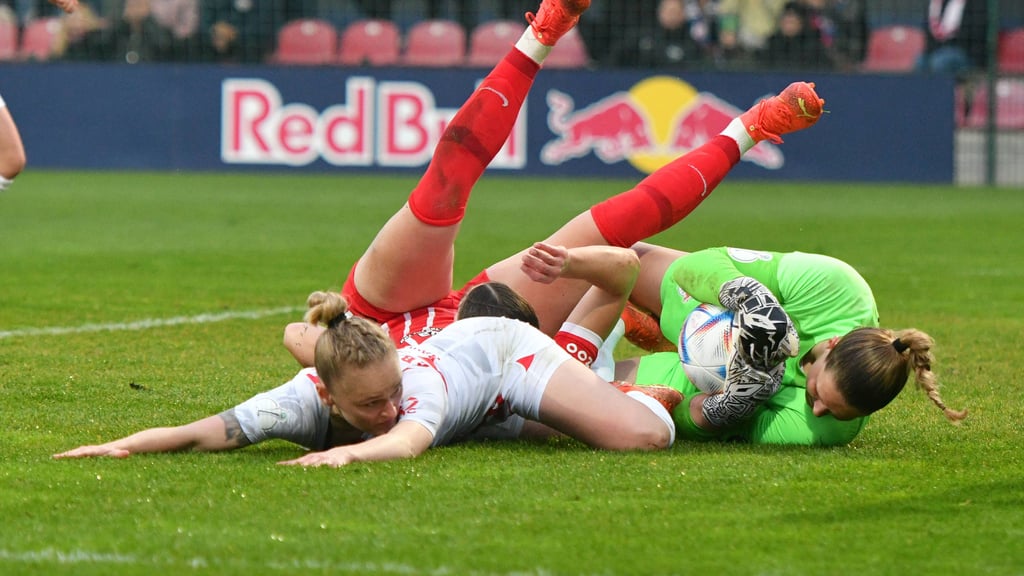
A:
804 349 861 421
331 358 404 437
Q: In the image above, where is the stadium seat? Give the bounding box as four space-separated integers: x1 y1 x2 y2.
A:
269 19 338 65
338 19 401 66
861 25 926 72
542 27 589 69
18 17 61 61
0 17 17 61
466 20 525 68
400 19 466 67
998 27 1024 74
962 79 1024 130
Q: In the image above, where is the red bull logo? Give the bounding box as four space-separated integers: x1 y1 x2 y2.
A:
221 77 525 168
541 76 783 172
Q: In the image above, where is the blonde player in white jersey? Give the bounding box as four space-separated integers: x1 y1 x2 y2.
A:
54 243 682 462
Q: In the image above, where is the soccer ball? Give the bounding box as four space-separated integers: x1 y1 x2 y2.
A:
678 303 737 394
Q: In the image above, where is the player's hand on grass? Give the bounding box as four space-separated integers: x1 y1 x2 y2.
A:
520 241 568 284
278 447 354 468
53 444 131 459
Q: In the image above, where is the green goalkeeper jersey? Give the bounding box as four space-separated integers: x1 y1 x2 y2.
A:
634 247 880 446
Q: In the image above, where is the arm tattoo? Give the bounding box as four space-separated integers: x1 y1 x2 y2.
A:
218 410 252 448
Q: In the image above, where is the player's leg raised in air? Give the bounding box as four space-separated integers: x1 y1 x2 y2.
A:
488 81 826 335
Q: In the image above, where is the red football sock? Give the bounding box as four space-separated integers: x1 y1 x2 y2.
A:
408 49 540 226
590 135 741 247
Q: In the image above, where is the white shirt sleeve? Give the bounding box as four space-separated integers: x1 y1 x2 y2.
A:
396 365 448 444
231 368 330 450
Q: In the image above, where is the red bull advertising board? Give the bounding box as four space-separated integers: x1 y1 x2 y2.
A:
4 63 954 182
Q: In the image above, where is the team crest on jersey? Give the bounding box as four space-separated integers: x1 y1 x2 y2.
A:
398 326 443 347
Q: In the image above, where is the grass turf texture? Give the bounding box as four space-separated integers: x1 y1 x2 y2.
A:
1 171 1022 575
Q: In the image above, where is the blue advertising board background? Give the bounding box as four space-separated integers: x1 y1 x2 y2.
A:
1 62 954 182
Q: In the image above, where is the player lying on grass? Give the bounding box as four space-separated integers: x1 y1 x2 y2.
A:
54 243 684 461
54 0 828 458
612 244 967 446
275 0 825 363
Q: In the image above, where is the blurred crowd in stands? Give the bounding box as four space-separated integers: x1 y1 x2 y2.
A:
0 0 1015 78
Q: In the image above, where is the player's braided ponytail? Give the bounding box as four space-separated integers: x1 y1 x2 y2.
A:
828 327 966 422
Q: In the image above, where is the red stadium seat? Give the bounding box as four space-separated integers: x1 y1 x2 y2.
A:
338 19 401 66
269 19 337 65
18 17 61 61
962 79 1024 130
861 25 926 72
466 20 525 68
542 27 589 69
0 17 17 61
998 28 1024 74
401 19 466 67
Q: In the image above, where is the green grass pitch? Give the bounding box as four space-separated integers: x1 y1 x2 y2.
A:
1 170 1022 575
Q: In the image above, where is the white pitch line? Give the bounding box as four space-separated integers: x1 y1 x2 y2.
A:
0 306 303 340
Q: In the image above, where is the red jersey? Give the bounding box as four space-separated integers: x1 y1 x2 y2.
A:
340 265 602 365
341 267 491 348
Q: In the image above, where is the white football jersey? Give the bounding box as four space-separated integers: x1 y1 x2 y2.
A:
232 368 332 450
396 316 572 446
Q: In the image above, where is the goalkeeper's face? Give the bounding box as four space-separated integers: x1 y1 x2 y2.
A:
804 343 861 421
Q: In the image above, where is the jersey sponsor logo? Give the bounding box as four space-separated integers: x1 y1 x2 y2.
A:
399 348 440 370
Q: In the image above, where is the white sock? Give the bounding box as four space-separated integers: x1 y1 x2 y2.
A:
626 391 676 446
0 175 11 191
514 30 551 65
591 318 625 382
721 117 756 155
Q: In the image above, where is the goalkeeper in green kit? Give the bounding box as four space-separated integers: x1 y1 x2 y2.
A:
613 245 966 446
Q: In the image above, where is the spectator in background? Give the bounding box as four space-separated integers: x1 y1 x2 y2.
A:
14 0 78 21
201 0 287 64
759 1 831 70
801 0 866 71
109 0 173 63
717 0 787 66
150 0 199 60
353 0 541 47
55 1 112 60
605 0 713 68
917 0 988 77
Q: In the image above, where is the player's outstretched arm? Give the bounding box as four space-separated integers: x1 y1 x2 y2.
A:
279 420 433 468
53 413 250 459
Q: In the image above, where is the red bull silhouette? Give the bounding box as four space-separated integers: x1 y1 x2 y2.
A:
541 89 655 164
671 93 784 170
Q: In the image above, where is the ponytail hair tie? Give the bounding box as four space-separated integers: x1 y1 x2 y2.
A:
327 311 353 330
892 338 908 353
